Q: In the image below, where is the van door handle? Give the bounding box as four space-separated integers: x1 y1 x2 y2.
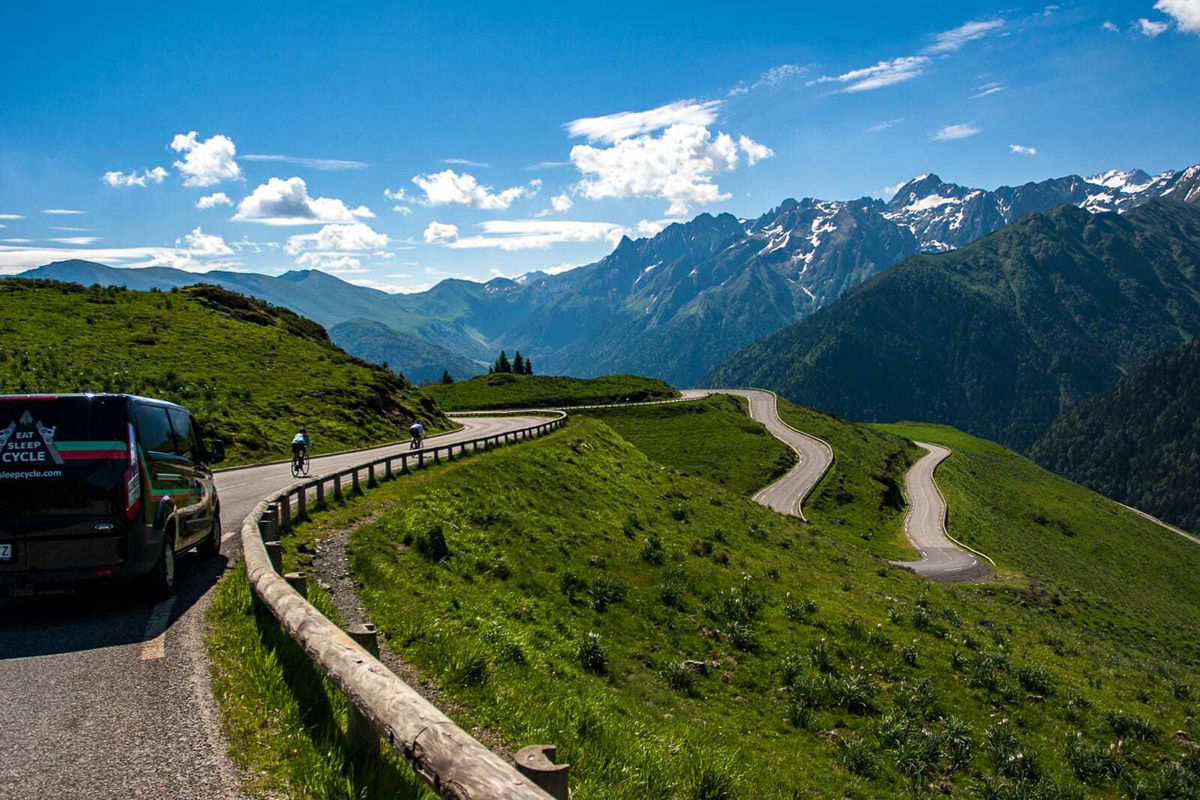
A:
155 472 183 480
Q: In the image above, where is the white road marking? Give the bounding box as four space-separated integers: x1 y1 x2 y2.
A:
140 596 176 661
221 529 236 542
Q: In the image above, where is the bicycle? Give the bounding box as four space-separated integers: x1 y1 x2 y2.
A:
409 434 423 450
291 447 310 478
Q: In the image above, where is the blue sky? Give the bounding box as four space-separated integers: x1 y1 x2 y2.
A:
1 1 1197 291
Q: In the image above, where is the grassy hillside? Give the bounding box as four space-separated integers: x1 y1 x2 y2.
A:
879 421 1200 656
709 200 1200 451
578 394 796 496
423 371 677 410
1029 338 1200 534
0 280 447 465
268 410 1200 799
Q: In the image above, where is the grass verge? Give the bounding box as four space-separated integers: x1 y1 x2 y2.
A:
269 413 1200 799
423 372 677 410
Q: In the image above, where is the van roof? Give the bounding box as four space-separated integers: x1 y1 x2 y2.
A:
0 393 188 411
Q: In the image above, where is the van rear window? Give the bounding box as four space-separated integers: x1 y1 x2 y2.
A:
0 396 128 517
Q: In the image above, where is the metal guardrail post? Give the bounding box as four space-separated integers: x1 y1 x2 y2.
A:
284 572 307 598
265 540 283 573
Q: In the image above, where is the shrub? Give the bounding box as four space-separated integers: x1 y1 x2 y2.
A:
985 721 1040 782
706 575 766 625
1015 665 1054 696
589 578 628 612
728 622 759 652
664 661 697 694
1064 733 1124 784
901 642 919 667
941 715 973 770
560 572 587 600
832 735 877 777
576 632 608 674
778 653 806 687
834 669 876 713
660 578 686 610
414 523 449 561
641 532 664 565
809 639 834 674
1104 710 1159 742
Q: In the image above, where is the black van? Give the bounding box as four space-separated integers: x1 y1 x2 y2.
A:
0 394 224 597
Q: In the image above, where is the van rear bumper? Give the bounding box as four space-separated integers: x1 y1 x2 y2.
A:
0 524 161 589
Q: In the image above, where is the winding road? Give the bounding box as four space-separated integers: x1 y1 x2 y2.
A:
0 414 548 800
889 442 993 583
0 391 982 798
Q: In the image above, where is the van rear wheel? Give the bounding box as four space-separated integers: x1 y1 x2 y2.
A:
198 512 221 558
146 528 177 599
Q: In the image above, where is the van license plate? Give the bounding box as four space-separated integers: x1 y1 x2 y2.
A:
0 543 12 562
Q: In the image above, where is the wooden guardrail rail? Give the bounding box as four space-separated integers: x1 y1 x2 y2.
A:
239 414 569 800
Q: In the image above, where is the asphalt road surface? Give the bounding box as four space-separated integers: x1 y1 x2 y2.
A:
0 415 547 800
890 441 993 583
698 389 834 520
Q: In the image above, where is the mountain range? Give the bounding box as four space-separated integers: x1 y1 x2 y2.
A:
1029 337 1200 534
708 199 1200 450
18 162 1200 386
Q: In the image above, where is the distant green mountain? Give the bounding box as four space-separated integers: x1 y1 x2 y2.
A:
423 372 677 410
329 318 485 385
1030 338 1200 534
708 200 1200 450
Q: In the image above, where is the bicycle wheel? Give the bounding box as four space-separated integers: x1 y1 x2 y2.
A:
291 456 301 478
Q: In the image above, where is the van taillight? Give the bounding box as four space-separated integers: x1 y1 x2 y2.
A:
124 422 142 521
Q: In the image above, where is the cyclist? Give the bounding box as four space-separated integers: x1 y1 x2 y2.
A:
409 421 425 449
291 428 311 469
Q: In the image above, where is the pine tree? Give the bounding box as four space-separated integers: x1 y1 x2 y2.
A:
440 370 453 384
496 350 511 373
513 351 525 375
524 358 533 375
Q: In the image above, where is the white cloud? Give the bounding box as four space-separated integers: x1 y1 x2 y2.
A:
738 136 774 165
970 81 1007 99
408 170 540 210
1010 144 1038 156
924 19 1005 53
0 214 23 220
636 218 686 237
423 221 460 245
48 236 99 245
233 176 373 225
170 131 241 187
392 204 413 215
882 181 907 198
1137 17 1170 36
242 154 367 170
285 222 389 254
931 123 982 141
566 100 722 144
196 192 233 209
294 253 365 273
181 227 234 256
102 166 168 187
729 64 806 95
1102 20 1121 32
427 219 628 251
42 209 85 215
551 193 574 212
1155 0 1200 33
570 124 744 215
440 158 491 167
812 56 930 93
526 160 571 170
866 119 902 133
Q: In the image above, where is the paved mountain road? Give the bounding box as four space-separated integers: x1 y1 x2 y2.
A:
890 442 993 583
0 415 547 800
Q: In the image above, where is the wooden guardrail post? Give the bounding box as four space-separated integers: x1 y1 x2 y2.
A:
265 540 283 573
334 473 343 502
515 745 570 800
284 571 307 598
297 486 308 520
316 479 326 508
367 463 377 488
279 494 291 532
345 622 381 757
434 447 441 464
384 457 393 480
352 468 361 495
401 454 409 474
418 450 425 469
